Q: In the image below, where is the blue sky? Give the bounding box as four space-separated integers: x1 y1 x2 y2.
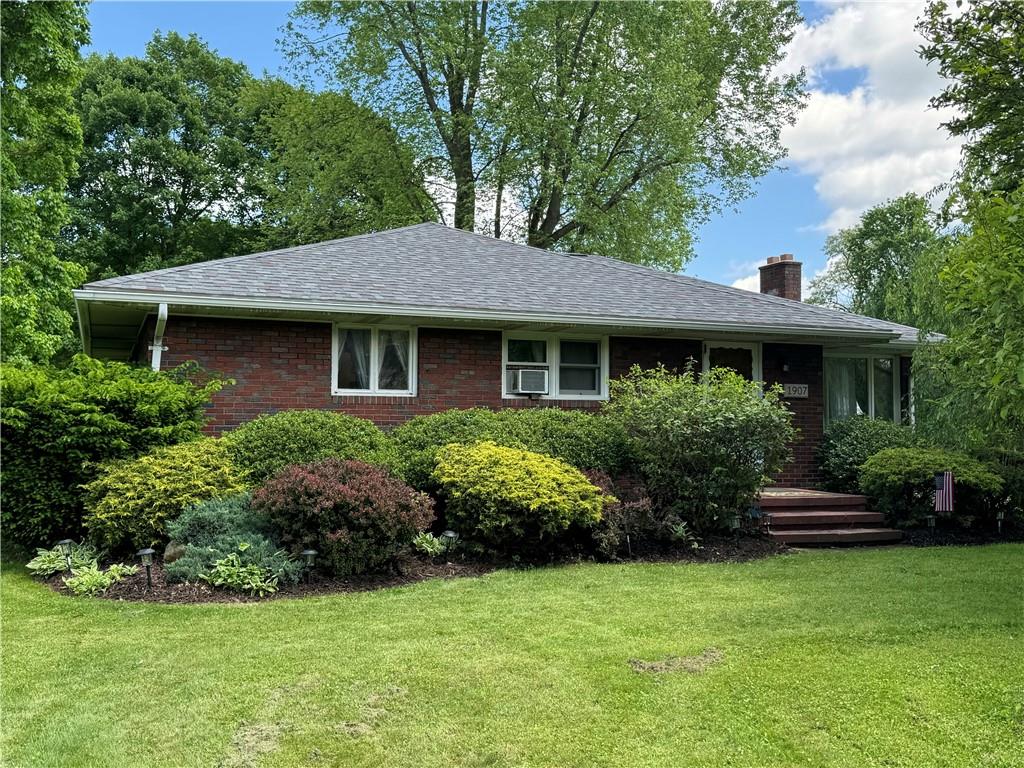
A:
85 1 958 289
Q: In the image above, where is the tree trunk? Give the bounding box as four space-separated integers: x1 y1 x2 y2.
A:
451 132 475 231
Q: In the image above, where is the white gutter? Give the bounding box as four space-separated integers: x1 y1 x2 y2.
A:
72 289 903 343
149 303 168 371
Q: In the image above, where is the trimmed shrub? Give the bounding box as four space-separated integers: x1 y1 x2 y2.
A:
252 459 434 576
859 447 1003 528
0 356 223 547
166 493 269 549
165 533 303 586
225 409 394 483
390 407 631 490
83 439 246 551
431 441 611 555
604 366 795 532
819 417 919 493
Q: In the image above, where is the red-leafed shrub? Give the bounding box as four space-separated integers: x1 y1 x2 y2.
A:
251 459 434 576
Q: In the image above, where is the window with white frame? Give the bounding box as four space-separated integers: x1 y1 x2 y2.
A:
333 325 416 395
503 333 607 399
824 354 897 423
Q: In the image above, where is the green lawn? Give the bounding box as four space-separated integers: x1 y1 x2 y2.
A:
3 545 1023 768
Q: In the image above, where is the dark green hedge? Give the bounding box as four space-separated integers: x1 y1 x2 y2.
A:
0 356 223 547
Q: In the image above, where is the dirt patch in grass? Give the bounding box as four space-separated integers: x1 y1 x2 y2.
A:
219 721 291 768
629 647 724 675
41 537 785 604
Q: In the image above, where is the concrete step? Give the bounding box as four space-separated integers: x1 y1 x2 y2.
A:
766 510 885 528
767 527 903 545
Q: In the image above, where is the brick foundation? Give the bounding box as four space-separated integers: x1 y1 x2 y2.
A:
150 317 826 486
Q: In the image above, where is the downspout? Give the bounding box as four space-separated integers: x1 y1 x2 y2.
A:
149 303 168 371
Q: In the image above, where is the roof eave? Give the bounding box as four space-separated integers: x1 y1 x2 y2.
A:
73 288 903 344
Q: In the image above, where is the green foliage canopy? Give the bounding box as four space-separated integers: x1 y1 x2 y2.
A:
807 193 947 329
0 0 90 363
63 32 262 278
918 0 1024 194
241 80 435 248
286 0 805 270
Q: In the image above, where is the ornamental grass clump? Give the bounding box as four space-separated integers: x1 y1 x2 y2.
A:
431 441 613 556
252 459 434 576
604 365 795 532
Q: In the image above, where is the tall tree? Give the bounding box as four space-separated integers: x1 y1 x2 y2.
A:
63 33 262 278
807 193 947 329
913 189 1024 447
286 1 805 269
286 1 495 232
918 0 1024 195
240 80 435 248
0 0 90 363
491 1 803 269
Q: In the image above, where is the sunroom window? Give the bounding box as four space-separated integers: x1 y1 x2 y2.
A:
334 326 415 395
824 355 897 423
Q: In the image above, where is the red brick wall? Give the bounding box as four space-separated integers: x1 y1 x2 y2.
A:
151 317 824 485
610 336 701 377
762 343 824 488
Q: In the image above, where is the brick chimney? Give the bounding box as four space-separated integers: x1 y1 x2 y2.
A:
759 253 802 301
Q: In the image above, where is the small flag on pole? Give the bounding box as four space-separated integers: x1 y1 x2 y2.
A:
934 471 954 513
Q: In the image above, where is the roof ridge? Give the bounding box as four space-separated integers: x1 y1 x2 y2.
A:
589 256 889 331
426 226 895 333
86 221 439 288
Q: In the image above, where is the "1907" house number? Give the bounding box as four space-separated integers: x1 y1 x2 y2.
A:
783 383 809 399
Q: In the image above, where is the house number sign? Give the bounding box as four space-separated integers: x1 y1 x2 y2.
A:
783 383 809 399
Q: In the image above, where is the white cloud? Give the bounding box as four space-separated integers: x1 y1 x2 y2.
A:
781 2 963 233
731 273 761 293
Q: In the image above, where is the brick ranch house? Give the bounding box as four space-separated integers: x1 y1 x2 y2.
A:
74 222 925 489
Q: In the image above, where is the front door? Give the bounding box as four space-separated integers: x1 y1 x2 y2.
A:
704 343 760 381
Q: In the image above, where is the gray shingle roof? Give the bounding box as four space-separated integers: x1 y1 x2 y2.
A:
80 222 922 342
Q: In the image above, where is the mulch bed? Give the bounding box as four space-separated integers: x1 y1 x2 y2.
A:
41 535 787 604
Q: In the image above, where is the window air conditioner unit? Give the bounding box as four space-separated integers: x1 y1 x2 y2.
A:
514 368 548 395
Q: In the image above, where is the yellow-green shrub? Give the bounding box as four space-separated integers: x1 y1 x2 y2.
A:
431 441 612 555
83 439 246 551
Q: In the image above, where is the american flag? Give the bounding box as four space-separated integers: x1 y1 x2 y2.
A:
935 471 954 513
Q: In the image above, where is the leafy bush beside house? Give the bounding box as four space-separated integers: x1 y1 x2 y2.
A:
818 417 920 493
432 441 611 556
0 357 223 547
604 366 794 532
83 439 246 552
225 409 395 483
859 447 1003 528
252 459 434 576
391 407 631 491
